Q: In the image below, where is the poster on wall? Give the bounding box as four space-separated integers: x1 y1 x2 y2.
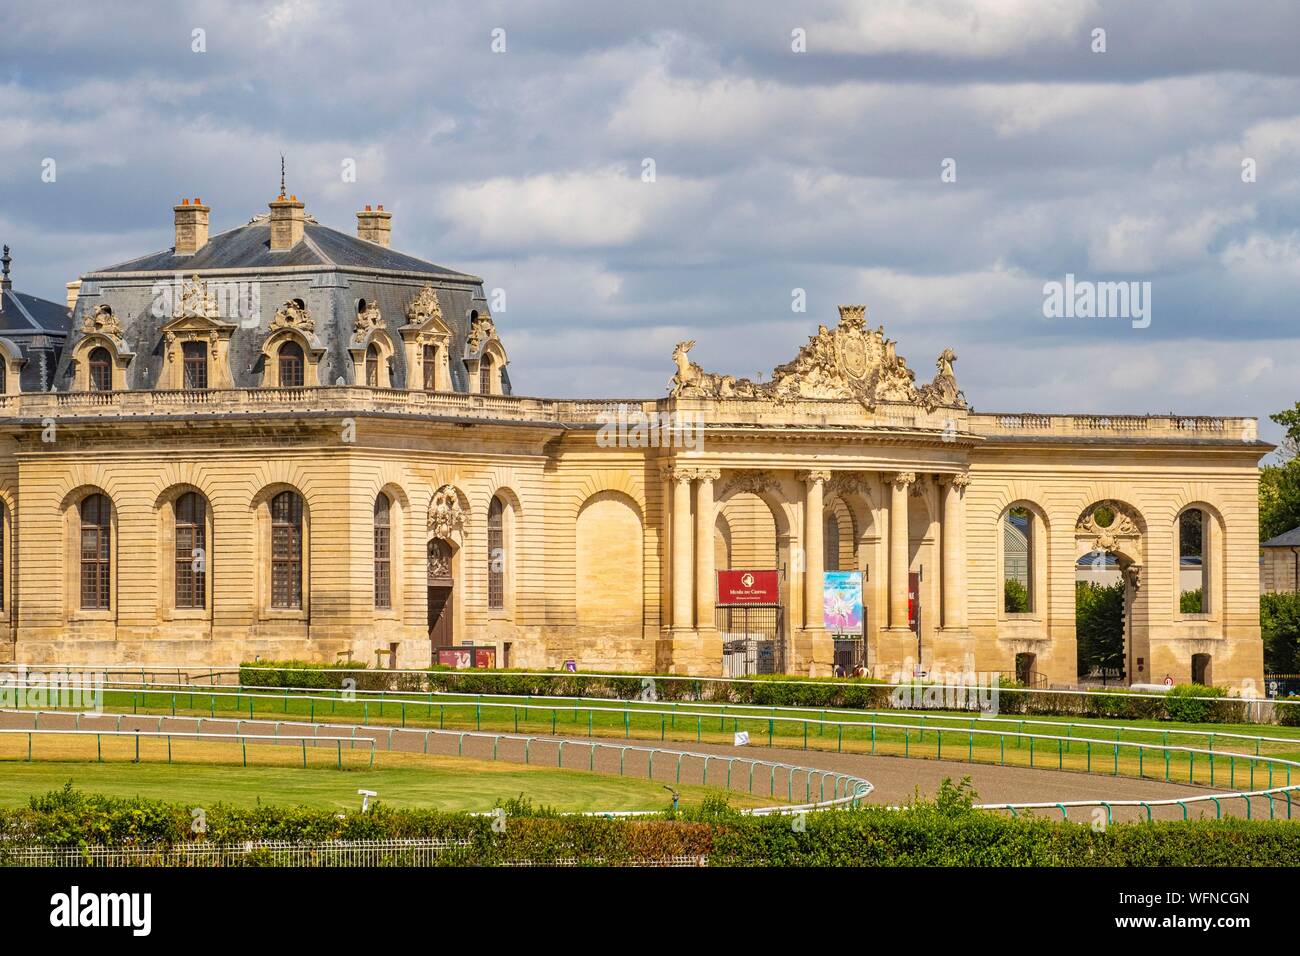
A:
437 648 473 669
823 571 863 634
717 569 780 605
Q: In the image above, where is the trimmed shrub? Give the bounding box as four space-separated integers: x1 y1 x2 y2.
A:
1164 683 1225 723
8 786 1299 867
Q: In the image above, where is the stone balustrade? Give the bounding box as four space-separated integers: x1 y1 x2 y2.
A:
0 387 1258 442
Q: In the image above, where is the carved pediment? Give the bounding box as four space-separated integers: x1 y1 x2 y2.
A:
401 285 452 341
669 305 966 412
161 312 234 337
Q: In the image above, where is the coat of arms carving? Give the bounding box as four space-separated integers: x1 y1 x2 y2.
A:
668 305 965 412
428 485 467 539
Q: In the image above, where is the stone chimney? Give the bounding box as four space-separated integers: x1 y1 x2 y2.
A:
66 279 82 312
173 198 210 254
356 205 392 247
269 193 306 251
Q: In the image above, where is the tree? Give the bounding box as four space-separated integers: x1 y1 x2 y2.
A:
1076 581 1124 676
1003 578 1029 613
1260 403 1300 541
1261 592 1300 674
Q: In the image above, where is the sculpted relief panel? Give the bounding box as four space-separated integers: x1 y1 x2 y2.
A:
669 305 965 412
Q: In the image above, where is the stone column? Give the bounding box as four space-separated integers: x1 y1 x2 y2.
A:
941 473 969 629
694 470 719 630
802 471 830 629
669 467 695 631
888 472 916 629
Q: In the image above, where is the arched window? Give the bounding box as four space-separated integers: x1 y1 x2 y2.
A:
487 496 504 609
1179 508 1207 613
174 491 207 609
479 357 492 395
182 342 208 390
0 361 7 394
422 344 437 391
270 490 304 609
824 514 841 572
79 493 112 609
374 493 391 609
1002 506 1034 613
88 347 112 392
277 341 304 388
365 344 380 387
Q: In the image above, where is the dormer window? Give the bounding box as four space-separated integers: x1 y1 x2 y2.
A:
182 341 208 390
88 347 113 392
278 341 305 388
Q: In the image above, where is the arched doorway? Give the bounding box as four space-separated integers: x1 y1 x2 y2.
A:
1075 500 1146 685
427 538 454 648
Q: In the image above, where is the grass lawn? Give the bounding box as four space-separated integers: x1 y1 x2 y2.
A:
60 685 1300 793
0 744 767 812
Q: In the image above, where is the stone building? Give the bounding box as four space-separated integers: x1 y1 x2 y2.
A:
0 194 1269 690
1261 527 1300 593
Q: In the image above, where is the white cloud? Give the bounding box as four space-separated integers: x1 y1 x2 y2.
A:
439 166 712 249
811 0 1098 57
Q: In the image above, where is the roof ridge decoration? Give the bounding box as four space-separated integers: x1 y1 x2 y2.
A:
669 305 966 412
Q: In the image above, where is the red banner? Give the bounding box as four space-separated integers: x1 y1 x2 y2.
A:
717 569 780 605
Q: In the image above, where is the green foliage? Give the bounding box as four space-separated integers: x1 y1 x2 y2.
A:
6 785 1300 867
1003 578 1029 613
1262 592 1300 674
236 658 1267 726
1164 683 1225 723
1260 402 1300 540
1278 697 1300 728
240 660 375 690
1075 581 1125 676
1179 589 1204 613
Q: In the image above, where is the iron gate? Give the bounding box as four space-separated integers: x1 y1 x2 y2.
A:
833 637 866 675
716 605 784 676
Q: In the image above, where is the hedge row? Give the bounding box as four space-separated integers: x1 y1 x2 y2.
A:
4 785 1299 867
239 661 1283 725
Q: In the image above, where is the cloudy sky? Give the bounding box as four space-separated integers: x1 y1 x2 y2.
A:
2 0 1299 448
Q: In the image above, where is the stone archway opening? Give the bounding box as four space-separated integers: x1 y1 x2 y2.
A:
1075 500 1145 685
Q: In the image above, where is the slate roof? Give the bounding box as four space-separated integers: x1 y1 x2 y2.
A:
1262 526 1300 548
0 288 71 336
54 207 506 395
93 217 479 280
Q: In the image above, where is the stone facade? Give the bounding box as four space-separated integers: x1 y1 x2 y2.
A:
0 200 1270 690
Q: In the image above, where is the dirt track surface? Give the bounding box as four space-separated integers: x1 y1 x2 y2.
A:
4 709 1290 823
